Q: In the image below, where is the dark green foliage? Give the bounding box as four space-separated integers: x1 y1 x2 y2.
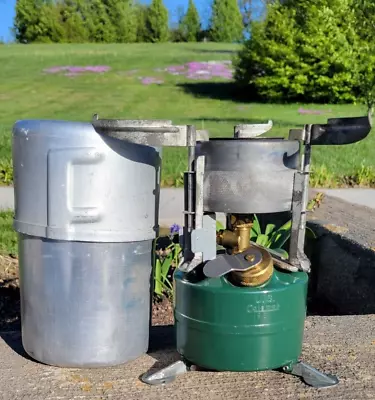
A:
170 28 186 43
58 0 89 43
135 3 149 42
180 0 200 42
353 0 375 111
235 0 370 104
105 0 137 43
14 0 142 44
37 3 66 43
210 0 244 42
145 0 169 43
14 0 45 43
86 0 116 43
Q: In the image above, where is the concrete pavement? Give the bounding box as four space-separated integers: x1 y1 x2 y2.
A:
0 187 14 211
320 188 375 210
0 315 374 399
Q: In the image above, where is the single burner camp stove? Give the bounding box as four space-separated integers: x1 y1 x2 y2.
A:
93 113 372 389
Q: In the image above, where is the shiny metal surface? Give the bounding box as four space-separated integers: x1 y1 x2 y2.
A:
199 139 300 213
287 362 339 388
19 234 153 368
13 120 161 242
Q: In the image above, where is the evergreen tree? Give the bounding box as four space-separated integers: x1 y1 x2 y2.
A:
210 0 244 42
352 0 375 112
145 0 169 43
14 0 45 43
105 0 137 43
37 2 66 42
87 0 116 43
59 0 89 43
180 0 200 42
135 3 149 42
234 0 362 103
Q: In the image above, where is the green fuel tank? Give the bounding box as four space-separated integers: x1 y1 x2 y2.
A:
174 267 308 372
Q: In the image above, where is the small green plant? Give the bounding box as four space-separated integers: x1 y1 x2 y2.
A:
174 172 184 188
310 164 338 188
344 164 375 187
250 215 317 259
250 215 291 259
0 161 13 186
153 224 182 299
250 193 323 257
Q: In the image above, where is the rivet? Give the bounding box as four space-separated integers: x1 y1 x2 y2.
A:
245 254 255 262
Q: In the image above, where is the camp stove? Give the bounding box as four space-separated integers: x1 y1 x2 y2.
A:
93 113 371 389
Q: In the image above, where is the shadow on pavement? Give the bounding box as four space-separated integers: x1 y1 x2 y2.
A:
0 330 35 361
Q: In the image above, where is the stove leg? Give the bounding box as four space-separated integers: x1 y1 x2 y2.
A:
141 360 190 385
283 361 339 388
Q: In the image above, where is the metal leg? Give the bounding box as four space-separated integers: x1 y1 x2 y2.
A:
141 358 339 388
141 360 190 386
283 361 339 388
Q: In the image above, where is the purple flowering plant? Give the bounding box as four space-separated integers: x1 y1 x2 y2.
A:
142 60 233 85
41 60 233 84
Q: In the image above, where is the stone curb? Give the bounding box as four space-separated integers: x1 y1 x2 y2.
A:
306 193 375 315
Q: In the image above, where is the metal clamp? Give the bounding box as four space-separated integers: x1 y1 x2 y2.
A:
234 120 273 138
92 115 208 147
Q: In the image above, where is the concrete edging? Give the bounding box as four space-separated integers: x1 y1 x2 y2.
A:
307 193 375 315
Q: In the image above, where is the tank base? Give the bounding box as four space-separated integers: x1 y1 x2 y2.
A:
174 268 308 372
140 359 339 388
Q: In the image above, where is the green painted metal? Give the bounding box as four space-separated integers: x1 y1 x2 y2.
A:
174 267 308 372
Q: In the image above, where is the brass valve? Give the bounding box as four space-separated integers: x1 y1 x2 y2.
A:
230 245 274 287
215 219 273 287
216 222 252 254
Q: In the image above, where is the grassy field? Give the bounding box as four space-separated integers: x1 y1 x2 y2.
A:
0 42 374 188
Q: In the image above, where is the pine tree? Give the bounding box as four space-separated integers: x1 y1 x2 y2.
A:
135 3 149 42
105 0 137 43
87 0 116 43
14 0 45 43
59 0 89 43
145 0 169 43
210 0 244 42
37 2 66 43
180 0 200 42
234 0 362 103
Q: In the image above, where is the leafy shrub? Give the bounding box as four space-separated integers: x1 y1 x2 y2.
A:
0 161 13 186
234 0 366 103
153 224 181 298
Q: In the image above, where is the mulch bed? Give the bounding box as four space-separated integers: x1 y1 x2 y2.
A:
0 256 173 332
0 255 21 331
152 296 174 326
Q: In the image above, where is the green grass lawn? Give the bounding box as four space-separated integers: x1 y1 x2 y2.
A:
0 43 374 187
0 211 17 256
